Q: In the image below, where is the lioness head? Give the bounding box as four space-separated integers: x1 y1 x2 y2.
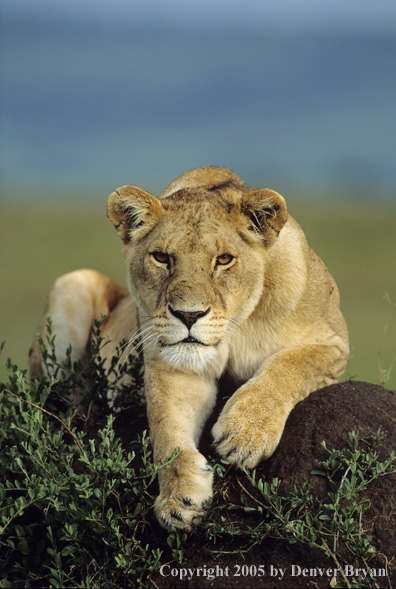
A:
108 168 287 377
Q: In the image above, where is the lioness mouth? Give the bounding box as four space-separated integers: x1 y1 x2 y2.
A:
159 337 208 347
181 336 206 345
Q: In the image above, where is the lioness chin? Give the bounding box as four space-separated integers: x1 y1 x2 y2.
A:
30 166 349 531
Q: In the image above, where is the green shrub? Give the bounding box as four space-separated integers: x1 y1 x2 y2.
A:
0 325 395 588
0 325 171 588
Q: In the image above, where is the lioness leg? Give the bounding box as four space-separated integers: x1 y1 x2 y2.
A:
213 341 348 468
145 365 217 531
29 269 130 378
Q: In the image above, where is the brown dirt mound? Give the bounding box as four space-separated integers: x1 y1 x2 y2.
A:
146 381 396 588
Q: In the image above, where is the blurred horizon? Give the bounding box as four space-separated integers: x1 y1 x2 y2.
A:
1 0 396 201
1 1 396 388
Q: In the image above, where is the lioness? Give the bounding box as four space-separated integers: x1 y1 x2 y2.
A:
30 166 349 531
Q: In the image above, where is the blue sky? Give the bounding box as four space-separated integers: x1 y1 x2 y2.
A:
1 0 396 197
3 0 396 31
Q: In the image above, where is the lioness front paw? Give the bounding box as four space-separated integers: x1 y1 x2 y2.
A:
212 395 285 468
154 451 213 531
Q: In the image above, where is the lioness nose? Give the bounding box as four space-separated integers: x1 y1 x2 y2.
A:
168 306 211 330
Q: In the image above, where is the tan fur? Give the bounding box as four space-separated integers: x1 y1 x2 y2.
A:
30 166 349 531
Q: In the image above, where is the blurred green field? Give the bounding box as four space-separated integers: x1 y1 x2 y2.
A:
1 195 395 389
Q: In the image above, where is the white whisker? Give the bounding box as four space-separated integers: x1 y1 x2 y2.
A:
224 322 241 344
111 334 134 357
114 318 156 361
115 327 149 368
116 339 137 370
116 325 160 370
135 324 156 337
139 332 159 349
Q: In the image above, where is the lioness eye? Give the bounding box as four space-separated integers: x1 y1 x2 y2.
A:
216 254 234 266
152 251 169 264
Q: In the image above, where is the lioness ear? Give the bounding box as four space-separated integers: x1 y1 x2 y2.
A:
107 185 164 244
241 189 287 246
